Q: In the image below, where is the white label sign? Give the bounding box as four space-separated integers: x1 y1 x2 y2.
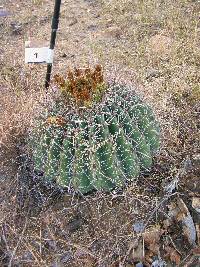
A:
25 47 54 64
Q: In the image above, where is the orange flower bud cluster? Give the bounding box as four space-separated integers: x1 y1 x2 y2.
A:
54 65 106 106
46 116 66 126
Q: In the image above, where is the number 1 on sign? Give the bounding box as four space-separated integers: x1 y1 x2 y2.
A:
25 47 53 64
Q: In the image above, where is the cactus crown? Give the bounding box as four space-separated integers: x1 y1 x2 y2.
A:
54 65 108 107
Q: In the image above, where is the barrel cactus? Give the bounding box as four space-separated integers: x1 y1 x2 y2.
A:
31 65 160 194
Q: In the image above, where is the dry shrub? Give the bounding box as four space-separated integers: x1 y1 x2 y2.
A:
1 90 35 147
0 61 48 184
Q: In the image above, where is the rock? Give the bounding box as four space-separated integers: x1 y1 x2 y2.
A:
68 17 78 26
146 69 162 80
50 261 60 267
133 221 145 233
60 251 73 264
102 26 122 39
195 224 200 246
61 53 75 59
191 154 200 172
61 53 67 58
45 239 57 251
40 15 51 25
94 13 100 18
10 21 23 35
163 177 178 193
151 259 166 267
192 197 200 214
67 215 84 233
87 24 98 32
21 251 34 262
0 9 10 17
136 262 144 267
168 198 196 246
84 0 99 7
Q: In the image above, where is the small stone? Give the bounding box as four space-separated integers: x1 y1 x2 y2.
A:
84 0 98 6
168 198 197 246
67 215 83 233
104 26 122 39
94 13 100 18
68 17 78 26
151 259 166 267
10 21 23 35
21 251 34 262
146 69 161 80
192 154 200 172
133 221 145 233
136 262 144 267
87 24 98 32
40 15 51 25
45 239 57 250
0 10 10 17
50 262 59 267
192 197 200 214
60 251 73 264
61 53 67 58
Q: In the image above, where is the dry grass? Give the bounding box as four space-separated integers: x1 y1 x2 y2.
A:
0 0 199 266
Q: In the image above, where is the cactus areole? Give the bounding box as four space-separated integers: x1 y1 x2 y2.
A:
32 66 160 194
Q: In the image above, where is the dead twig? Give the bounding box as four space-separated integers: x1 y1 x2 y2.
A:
8 217 29 267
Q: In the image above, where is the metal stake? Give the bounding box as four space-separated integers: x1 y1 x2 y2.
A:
45 0 62 89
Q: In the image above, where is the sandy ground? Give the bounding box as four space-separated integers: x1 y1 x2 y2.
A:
0 0 200 266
